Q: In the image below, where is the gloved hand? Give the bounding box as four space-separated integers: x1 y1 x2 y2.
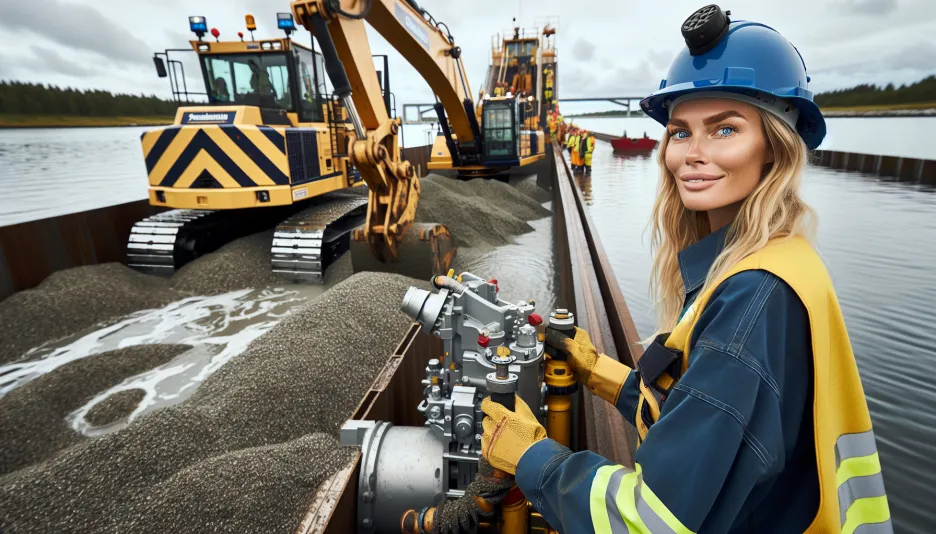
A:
480 395 547 475
546 326 599 384
546 326 632 406
428 457 513 534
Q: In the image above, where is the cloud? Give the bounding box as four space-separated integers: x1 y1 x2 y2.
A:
28 46 99 78
0 0 151 66
832 0 898 15
561 59 660 98
884 39 936 71
647 49 674 70
571 38 596 62
812 38 936 80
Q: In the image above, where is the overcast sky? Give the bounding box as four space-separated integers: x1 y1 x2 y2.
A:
1 0 934 115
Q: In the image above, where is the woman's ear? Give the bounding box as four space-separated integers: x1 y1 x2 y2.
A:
765 144 775 165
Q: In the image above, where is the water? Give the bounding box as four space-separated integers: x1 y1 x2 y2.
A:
1 117 932 227
0 125 432 228
0 127 151 226
580 141 936 532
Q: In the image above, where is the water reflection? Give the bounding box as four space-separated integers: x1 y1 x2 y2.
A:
580 141 936 533
575 173 593 205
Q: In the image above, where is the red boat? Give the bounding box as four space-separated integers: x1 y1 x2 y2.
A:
610 134 659 152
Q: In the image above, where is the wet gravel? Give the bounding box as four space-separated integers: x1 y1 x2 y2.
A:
0 265 182 365
85 388 148 427
0 344 190 476
0 272 428 533
170 230 283 295
0 173 554 533
416 175 550 248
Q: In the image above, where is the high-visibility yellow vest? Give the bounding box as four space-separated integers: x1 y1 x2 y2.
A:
635 236 890 533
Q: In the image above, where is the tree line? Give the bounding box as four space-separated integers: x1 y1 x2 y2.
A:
1 74 933 117
0 81 182 117
813 75 935 108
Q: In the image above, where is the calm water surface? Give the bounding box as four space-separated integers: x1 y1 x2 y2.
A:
580 141 936 533
1 117 932 226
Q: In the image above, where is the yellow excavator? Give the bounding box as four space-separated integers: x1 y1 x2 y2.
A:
130 1 548 283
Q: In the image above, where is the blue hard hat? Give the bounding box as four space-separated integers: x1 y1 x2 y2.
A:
640 8 826 149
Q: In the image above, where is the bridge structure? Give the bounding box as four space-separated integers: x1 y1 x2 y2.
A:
558 96 647 116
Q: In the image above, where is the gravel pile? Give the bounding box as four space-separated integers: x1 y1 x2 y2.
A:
0 173 555 533
416 175 550 248
0 344 190 476
170 230 283 295
0 264 182 365
85 389 148 427
511 174 552 204
0 272 427 533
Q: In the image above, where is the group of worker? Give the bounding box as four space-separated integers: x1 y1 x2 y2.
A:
545 107 594 174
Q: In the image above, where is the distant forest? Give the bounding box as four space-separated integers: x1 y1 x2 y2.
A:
1 74 934 117
814 75 936 108
0 81 179 117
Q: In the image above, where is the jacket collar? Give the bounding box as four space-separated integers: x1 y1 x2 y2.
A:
677 224 730 295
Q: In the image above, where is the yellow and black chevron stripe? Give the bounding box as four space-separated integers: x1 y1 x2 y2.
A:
141 125 289 188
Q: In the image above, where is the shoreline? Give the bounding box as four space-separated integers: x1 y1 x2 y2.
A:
0 115 174 129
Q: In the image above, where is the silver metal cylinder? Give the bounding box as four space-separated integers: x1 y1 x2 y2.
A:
342 95 367 140
401 287 448 334
357 424 445 533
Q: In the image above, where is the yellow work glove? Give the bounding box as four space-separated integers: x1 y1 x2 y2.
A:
480 395 547 475
546 326 632 406
546 326 599 384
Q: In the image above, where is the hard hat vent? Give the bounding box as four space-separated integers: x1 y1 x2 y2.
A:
681 4 731 56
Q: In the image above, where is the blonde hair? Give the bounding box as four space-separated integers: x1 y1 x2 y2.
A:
647 109 818 335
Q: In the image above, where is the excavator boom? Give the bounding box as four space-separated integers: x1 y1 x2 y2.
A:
290 0 476 270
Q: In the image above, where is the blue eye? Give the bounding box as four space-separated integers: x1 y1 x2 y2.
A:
716 126 736 137
670 130 690 140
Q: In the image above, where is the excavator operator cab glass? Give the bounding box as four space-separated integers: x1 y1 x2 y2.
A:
202 53 291 110
482 99 518 162
293 47 327 122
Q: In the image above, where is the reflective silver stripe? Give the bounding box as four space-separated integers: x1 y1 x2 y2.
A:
633 472 676 534
853 519 894 534
605 468 630 534
835 430 878 468
838 473 888 525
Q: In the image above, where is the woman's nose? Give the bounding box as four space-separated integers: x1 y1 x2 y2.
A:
684 138 707 166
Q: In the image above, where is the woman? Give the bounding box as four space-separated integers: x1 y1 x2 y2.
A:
481 6 891 533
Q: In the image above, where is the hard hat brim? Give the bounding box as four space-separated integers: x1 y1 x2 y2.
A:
641 85 826 150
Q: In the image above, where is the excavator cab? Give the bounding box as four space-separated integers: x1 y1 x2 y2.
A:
197 43 327 124
475 95 543 169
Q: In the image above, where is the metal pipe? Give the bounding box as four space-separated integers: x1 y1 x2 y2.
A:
343 95 367 140
501 488 528 534
432 275 466 294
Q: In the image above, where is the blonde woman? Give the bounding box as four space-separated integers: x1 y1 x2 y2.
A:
480 5 892 533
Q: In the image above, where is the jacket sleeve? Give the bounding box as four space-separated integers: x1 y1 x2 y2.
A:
515 270 811 534
614 369 641 427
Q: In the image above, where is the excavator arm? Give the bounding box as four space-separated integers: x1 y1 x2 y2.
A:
291 0 477 265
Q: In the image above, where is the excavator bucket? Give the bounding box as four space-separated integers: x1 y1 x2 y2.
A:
350 223 456 281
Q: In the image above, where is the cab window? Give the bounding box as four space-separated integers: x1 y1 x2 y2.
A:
483 104 516 158
203 53 292 110
294 47 326 122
